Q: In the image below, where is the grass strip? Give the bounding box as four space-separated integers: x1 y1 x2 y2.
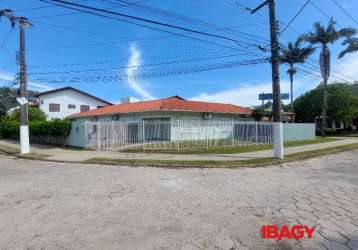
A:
84 143 358 168
125 137 339 154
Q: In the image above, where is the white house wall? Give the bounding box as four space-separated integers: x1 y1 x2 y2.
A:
68 111 253 147
38 89 110 120
67 112 316 148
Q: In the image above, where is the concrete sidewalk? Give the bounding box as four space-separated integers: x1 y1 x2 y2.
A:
1 138 358 162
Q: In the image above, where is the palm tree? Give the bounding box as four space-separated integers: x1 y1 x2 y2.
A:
338 37 358 58
280 38 315 113
302 18 356 136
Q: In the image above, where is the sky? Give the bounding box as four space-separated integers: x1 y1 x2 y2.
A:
0 0 357 107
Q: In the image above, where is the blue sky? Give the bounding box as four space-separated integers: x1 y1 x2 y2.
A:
0 0 357 107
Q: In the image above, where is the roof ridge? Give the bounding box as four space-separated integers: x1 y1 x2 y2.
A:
34 86 112 105
176 99 249 108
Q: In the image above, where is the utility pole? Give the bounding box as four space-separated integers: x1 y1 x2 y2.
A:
18 17 32 154
1 9 32 154
251 0 283 159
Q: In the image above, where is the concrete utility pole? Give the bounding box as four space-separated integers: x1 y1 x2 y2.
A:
1 9 32 154
18 17 32 154
251 0 283 159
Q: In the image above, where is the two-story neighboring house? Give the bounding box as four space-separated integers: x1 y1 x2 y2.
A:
34 86 112 119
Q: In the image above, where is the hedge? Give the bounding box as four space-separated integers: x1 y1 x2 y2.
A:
0 119 71 144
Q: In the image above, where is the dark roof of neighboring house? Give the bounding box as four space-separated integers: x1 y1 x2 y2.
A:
33 86 112 105
70 96 252 118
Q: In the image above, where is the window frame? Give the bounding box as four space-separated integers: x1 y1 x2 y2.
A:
80 105 90 112
49 103 60 112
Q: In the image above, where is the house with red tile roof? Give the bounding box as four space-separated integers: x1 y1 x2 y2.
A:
67 96 253 147
70 95 252 118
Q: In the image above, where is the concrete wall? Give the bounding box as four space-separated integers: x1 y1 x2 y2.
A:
283 123 315 141
38 89 110 120
67 118 87 148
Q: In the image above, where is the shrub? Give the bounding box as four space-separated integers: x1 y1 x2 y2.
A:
7 106 47 122
0 103 6 120
0 119 71 140
0 120 20 138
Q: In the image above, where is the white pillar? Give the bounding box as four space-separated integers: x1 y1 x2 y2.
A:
20 125 30 154
273 122 284 159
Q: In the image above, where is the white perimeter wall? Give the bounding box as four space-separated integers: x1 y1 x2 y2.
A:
38 89 110 120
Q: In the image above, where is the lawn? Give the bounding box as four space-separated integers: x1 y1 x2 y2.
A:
125 137 339 154
85 142 358 168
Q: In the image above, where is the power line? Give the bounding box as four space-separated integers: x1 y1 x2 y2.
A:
308 0 331 20
100 0 269 45
13 0 89 12
27 52 255 75
329 0 358 26
0 27 13 52
27 22 270 52
27 47 237 68
32 20 123 39
279 0 310 37
41 0 245 45
30 58 268 83
38 0 266 58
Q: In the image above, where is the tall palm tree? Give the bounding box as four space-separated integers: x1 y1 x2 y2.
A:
338 37 358 58
302 18 356 136
280 38 315 113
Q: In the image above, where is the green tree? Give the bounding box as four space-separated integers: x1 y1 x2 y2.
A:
7 106 46 122
294 83 358 125
251 108 266 121
338 37 358 58
0 103 6 120
0 86 39 111
302 18 356 135
280 38 315 112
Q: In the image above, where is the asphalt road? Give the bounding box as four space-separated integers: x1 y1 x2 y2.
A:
0 151 357 250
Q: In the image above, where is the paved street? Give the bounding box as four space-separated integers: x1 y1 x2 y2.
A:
0 151 357 250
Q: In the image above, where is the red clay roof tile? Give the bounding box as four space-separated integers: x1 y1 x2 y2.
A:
70 96 251 118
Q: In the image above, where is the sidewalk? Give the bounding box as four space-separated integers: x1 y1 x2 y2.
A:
1 138 357 162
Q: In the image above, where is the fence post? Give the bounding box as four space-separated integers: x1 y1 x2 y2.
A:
255 121 258 143
112 121 115 151
142 120 145 151
231 119 234 145
177 120 180 151
97 121 100 151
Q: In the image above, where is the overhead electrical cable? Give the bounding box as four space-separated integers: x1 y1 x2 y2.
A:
27 53 256 75
41 0 246 45
329 0 358 25
279 0 311 37
0 27 13 52
39 0 265 57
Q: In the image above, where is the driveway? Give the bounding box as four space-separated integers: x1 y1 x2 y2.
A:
0 151 357 250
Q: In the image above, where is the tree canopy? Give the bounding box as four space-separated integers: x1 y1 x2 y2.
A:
294 83 358 123
0 103 6 120
0 86 39 111
7 106 47 122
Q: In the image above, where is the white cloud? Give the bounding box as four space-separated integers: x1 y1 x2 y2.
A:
190 81 291 107
125 44 155 100
0 71 53 91
331 54 358 82
190 55 358 107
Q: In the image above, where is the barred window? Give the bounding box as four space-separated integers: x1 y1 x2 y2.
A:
80 105 90 112
49 103 60 112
